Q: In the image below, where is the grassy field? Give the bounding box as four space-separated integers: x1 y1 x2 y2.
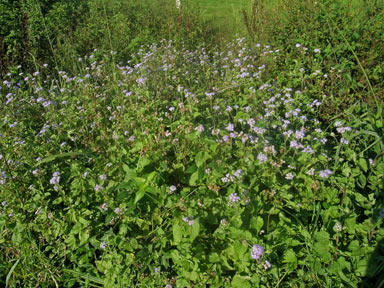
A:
197 0 249 36
0 0 383 287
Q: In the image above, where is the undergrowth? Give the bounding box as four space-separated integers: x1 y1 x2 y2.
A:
0 0 383 287
1 38 383 287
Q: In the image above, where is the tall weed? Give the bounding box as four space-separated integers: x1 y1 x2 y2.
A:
243 0 384 116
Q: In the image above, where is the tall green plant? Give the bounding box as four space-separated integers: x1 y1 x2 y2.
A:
242 0 384 116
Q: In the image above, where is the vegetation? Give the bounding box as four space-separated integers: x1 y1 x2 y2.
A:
0 0 383 287
0 0 212 75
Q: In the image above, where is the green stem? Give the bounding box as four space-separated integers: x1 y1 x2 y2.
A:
319 2 382 122
274 269 288 288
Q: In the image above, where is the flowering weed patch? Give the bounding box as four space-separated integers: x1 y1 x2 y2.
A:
0 38 383 287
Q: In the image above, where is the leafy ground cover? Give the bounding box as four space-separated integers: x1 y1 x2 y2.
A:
1 37 383 287
1 0 384 287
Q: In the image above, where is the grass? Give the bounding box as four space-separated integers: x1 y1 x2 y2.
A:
197 0 249 36
0 0 383 287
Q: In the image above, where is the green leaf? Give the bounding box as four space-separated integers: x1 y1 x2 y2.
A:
357 174 366 188
133 177 146 187
35 151 92 166
131 141 144 153
122 164 135 177
189 169 202 186
195 151 209 167
314 231 331 261
190 219 200 241
52 197 63 204
6 259 20 288
354 193 371 208
137 157 151 172
338 271 353 285
116 189 131 201
134 187 146 204
63 269 104 285
186 164 197 174
209 253 220 263
105 213 115 224
173 222 182 244
234 241 247 260
232 275 251 288
146 171 157 183
79 230 89 245
283 249 297 268
329 256 351 275
314 230 330 242
185 132 198 140
355 258 369 276
358 158 368 172
250 216 264 233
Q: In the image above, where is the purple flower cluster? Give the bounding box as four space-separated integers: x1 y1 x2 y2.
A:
100 241 107 249
229 193 241 204
251 244 264 260
182 216 194 226
169 185 177 194
262 260 272 270
94 184 103 192
336 126 351 134
257 153 268 164
49 172 60 185
319 169 332 179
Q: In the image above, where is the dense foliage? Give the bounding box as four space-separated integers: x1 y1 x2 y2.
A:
0 0 383 287
0 0 212 75
243 0 384 115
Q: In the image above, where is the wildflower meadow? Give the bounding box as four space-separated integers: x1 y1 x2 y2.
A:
0 0 383 287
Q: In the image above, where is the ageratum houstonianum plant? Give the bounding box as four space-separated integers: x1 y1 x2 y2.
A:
0 38 383 287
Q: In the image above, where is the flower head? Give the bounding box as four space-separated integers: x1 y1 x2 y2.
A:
195 125 204 132
229 193 241 204
100 241 107 249
169 185 177 194
114 207 122 215
319 169 332 179
251 244 264 260
182 216 194 225
285 173 294 180
257 153 268 164
263 260 272 270
333 222 343 232
225 123 234 132
94 184 103 192
50 172 60 185
233 169 243 177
